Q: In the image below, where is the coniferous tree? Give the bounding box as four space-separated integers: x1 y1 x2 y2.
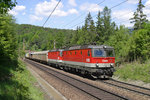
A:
130 0 148 30
83 12 96 44
102 6 113 41
96 11 103 44
71 26 80 45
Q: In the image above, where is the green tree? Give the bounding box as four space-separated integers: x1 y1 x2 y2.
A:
82 12 96 44
128 23 150 62
105 25 129 62
71 26 80 45
0 0 17 14
0 14 18 60
55 32 65 49
130 0 148 30
96 11 103 44
102 6 114 41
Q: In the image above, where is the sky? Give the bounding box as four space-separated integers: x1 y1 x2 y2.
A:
9 0 150 29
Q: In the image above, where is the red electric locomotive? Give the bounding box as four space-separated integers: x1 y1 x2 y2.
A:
62 45 115 78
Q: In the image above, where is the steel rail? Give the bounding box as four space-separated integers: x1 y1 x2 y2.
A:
25 59 128 100
100 79 150 97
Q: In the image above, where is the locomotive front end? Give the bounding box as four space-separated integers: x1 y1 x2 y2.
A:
91 46 115 78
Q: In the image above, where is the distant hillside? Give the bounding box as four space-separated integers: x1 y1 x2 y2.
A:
16 24 75 51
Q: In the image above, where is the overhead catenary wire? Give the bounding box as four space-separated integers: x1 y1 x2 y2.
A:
114 4 150 25
102 7 150 37
62 0 106 28
42 0 61 27
69 0 128 29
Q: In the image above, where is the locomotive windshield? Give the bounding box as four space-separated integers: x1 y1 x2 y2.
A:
93 49 114 57
106 49 114 57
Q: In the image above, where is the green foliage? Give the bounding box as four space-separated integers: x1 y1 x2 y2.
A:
96 11 103 44
0 0 17 14
130 0 148 30
0 60 44 100
0 14 18 60
55 32 65 48
82 12 96 44
105 25 130 63
16 24 75 51
71 7 116 46
114 61 150 83
102 6 115 41
127 23 150 62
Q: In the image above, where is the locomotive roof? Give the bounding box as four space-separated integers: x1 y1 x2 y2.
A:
64 45 114 51
49 49 63 52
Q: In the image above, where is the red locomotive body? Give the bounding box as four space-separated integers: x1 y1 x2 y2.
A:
62 45 115 78
48 49 63 66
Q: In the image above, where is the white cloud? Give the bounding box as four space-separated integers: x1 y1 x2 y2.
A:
121 22 133 27
14 5 26 11
22 12 26 15
53 10 68 16
35 0 65 17
127 0 138 4
112 10 134 27
145 0 150 6
9 10 18 16
68 0 77 7
68 8 78 14
33 0 78 19
8 5 26 16
144 0 150 20
80 3 102 12
112 10 134 21
30 15 43 22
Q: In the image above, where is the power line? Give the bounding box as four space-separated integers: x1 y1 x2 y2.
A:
62 0 105 28
69 0 128 29
42 0 61 27
114 4 150 25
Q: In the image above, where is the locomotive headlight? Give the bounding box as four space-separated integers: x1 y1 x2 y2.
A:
103 46 107 49
96 63 99 67
110 64 113 67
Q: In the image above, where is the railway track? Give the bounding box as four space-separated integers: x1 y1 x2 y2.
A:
100 79 150 98
25 59 128 100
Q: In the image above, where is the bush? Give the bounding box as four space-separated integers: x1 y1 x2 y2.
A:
114 60 150 83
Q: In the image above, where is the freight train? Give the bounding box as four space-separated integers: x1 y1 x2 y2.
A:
25 45 115 78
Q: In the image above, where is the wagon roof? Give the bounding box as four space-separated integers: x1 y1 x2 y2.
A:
31 50 49 54
64 45 114 51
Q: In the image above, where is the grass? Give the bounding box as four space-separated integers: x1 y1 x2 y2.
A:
0 59 44 100
114 60 150 83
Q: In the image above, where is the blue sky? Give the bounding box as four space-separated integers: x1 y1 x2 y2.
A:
9 0 150 29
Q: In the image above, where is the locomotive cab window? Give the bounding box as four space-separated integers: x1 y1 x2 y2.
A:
88 50 90 56
60 51 62 57
106 49 114 57
93 49 104 57
93 48 114 57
